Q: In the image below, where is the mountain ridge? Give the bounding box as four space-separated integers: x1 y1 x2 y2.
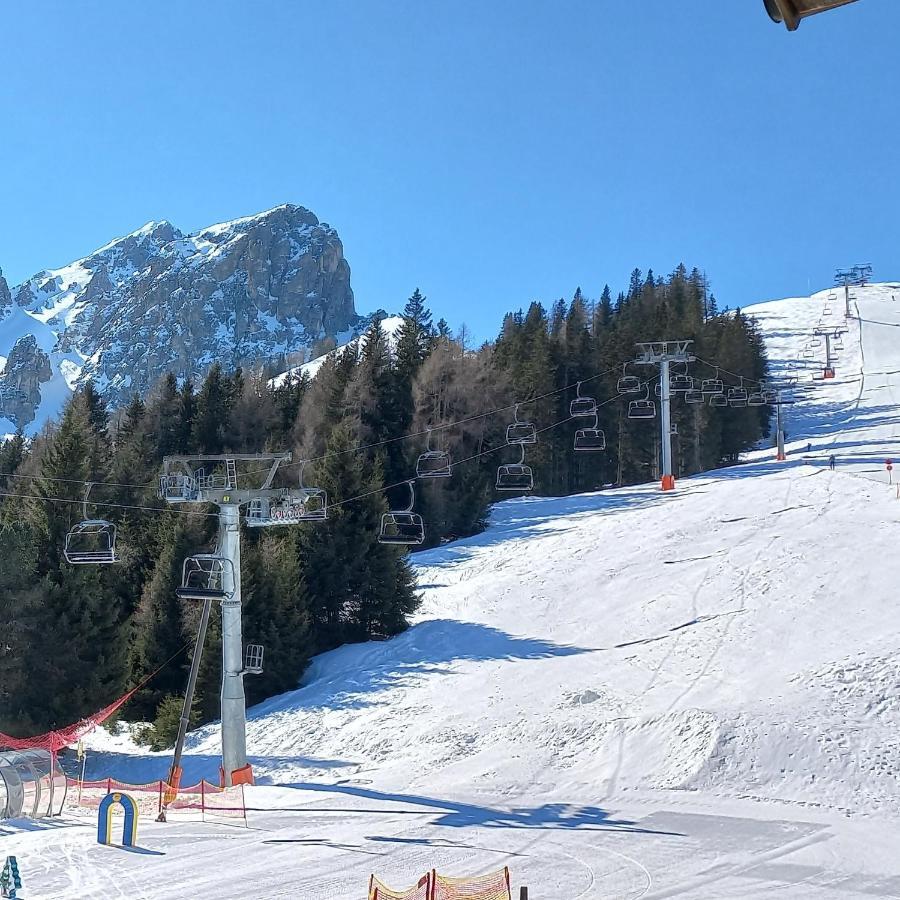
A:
0 204 362 433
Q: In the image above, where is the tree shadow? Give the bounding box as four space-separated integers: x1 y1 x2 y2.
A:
253 621 593 717
269 781 682 835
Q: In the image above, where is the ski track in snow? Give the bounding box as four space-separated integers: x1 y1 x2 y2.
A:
5 284 900 898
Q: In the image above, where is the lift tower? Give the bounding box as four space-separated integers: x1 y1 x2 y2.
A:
634 341 695 491
159 452 319 786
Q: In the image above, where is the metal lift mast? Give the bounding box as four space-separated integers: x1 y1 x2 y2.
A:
159 452 314 786
633 341 695 491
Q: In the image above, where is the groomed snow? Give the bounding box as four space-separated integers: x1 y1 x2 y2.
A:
4 286 900 898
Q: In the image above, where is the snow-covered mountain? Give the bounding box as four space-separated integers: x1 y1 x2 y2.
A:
0 204 362 433
13 283 891 897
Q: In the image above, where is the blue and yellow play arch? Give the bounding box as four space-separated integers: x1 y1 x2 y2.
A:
97 792 139 848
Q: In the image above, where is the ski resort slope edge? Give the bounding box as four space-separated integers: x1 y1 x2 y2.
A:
7 284 900 899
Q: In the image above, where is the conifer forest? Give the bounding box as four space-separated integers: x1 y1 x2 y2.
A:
0 266 771 744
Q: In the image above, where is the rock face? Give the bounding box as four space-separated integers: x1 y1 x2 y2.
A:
0 335 52 427
0 204 361 430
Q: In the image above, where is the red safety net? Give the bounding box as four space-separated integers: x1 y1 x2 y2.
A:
0 687 139 753
67 777 247 823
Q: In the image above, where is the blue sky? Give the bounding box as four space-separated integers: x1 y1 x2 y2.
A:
0 0 896 339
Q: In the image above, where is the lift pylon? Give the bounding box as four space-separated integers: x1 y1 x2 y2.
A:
634 342 695 491
158 452 321 787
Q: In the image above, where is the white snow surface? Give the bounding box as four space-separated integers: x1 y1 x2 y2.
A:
5 285 900 898
269 315 405 387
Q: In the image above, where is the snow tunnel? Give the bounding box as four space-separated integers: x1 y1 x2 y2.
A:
0 749 67 819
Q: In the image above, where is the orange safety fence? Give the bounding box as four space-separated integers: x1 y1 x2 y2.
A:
369 869 511 900
369 873 431 900
65 777 247 824
431 867 511 900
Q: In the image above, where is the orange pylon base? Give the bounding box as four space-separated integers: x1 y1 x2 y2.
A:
776 453 786 461
661 475 675 491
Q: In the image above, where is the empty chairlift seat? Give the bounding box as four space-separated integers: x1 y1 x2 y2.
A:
617 363 642 395
379 481 426 546
569 382 598 417
574 425 606 451
64 519 118 565
684 388 704 404
628 384 656 419
506 405 537 445
496 444 534 490
176 555 235 601
416 429 452 478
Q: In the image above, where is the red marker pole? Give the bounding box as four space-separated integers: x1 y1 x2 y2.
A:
886 460 893 485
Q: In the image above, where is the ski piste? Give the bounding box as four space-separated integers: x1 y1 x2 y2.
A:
3 283 900 897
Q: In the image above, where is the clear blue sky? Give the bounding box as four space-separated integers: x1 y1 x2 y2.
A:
1 0 896 339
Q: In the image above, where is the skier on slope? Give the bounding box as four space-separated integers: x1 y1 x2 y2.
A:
807 442 812 454
829 454 836 471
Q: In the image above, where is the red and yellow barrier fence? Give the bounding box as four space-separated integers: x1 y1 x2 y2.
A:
369 868 511 900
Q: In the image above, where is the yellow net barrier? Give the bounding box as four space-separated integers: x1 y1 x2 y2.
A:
431 867 511 900
368 873 431 900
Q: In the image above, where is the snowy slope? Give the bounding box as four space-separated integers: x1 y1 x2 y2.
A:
268 314 405 387
5 285 900 899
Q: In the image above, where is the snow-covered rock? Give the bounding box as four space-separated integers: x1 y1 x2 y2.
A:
0 204 364 432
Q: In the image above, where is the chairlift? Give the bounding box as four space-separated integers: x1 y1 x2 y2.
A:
496 444 534 491
801 349 815 360
709 393 728 408
574 415 606 451
748 391 766 406
64 483 118 565
764 389 778 404
569 381 598 417
176 554 235 601
244 644 264 675
379 481 425 545
670 364 694 392
245 463 328 526
810 337 823 348
684 388 704 404
617 363 642 395
728 378 748 407
823 307 833 316
506 404 537 445
701 369 724 395
628 384 656 420
416 428 452 478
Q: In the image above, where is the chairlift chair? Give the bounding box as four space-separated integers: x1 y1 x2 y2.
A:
709 393 728 408
64 483 119 565
810 338 823 348
616 364 642 395
506 404 537 445
727 378 749 407
65 520 119 565
684 388 704 404
628 385 656 420
701 370 724 396
823 307 833 316
496 444 534 491
176 555 235 601
244 644 264 675
573 415 606 451
416 429 452 478
748 391 766 406
764 389 778 404
569 382 598 417
670 372 694 392
379 481 426 545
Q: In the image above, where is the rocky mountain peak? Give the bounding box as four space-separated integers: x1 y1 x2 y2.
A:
0 204 362 433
